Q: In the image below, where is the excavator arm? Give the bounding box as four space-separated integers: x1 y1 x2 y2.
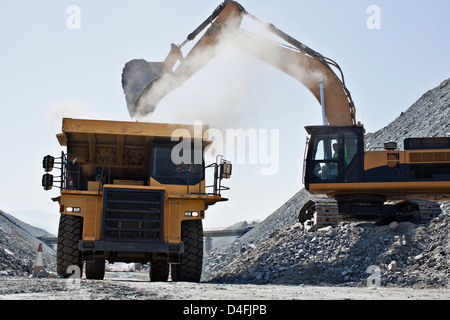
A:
231 30 355 126
122 0 356 126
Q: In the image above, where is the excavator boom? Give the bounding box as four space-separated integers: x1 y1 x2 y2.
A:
121 0 356 125
231 31 355 125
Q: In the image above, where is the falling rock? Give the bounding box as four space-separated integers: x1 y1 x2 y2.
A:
388 261 398 272
389 221 399 231
318 226 333 233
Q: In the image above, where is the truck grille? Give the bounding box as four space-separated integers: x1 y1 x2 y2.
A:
102 188 164 242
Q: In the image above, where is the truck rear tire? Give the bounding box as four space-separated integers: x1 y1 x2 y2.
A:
171 220 203 282
57 214 83 278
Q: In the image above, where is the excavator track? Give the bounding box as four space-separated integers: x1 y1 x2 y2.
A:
412 200 442 224
298 198 340 232
299 198 442 232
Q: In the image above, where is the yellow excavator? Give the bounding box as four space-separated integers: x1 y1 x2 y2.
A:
122 0 450 230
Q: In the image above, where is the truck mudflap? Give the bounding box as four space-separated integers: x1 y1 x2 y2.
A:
78 240 184 254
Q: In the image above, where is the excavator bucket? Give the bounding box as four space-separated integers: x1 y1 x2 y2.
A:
121 2 245 119
121 59 166 118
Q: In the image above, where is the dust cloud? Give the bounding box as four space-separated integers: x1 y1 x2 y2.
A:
46 102 89 134
126 12 327 131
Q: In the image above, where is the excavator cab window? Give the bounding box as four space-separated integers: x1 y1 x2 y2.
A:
304 126 363 188
310 133 340 181
343 131 358 169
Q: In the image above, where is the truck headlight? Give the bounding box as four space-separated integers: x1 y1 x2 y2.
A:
220 161 232 179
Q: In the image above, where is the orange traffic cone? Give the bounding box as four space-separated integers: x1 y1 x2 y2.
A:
32 243 46 277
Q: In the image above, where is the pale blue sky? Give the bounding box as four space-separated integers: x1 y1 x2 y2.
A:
0 1 449 233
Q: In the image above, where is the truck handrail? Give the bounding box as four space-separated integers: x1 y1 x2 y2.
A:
97 157 111 194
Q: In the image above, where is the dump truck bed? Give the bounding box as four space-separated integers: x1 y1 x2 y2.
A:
56 118 209 181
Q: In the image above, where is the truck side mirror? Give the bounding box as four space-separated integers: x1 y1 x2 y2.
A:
43 155 55 172
42 173 54 191
220 161 232 179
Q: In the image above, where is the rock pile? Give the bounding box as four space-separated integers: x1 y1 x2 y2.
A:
206 214 450 288
0 210 56 277
364 78 450 149
202 189 314 281
0 247 34 277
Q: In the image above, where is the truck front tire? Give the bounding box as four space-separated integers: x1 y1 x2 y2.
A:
171 220 203 282
57 214 83 278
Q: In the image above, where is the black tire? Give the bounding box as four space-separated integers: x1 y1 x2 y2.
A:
171 220 203 282
150 260 169 282
57 214 83 278
85 260 106 280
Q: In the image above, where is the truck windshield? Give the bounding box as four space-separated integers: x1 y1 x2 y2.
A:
151 145 204 185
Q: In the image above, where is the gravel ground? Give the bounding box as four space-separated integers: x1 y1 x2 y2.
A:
1 271 450 300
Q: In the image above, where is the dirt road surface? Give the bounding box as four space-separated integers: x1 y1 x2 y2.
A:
1 271 449 300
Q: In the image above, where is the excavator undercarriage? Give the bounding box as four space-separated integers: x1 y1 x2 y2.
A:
299 197 442 232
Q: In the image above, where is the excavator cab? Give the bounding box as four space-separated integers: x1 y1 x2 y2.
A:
303 125 364 191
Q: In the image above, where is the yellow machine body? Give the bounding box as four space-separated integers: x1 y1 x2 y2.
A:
51 118 226 259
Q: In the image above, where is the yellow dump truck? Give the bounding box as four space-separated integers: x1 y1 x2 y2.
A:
42 118 231 282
